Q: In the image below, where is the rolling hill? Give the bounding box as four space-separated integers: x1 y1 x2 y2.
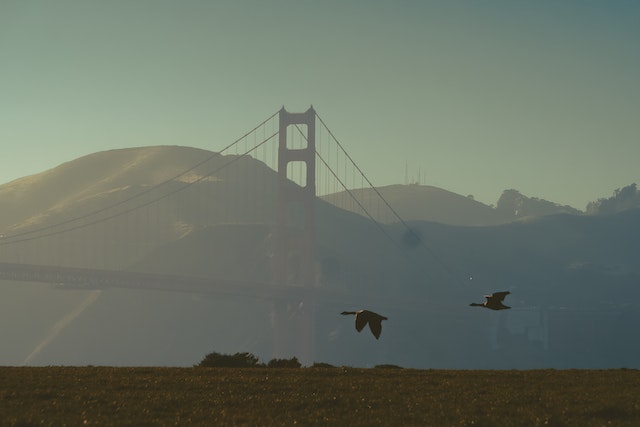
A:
1 145 639 369
322 184 509 226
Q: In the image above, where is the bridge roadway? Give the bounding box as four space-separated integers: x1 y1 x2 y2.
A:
0 262 312 299
0 262 432 310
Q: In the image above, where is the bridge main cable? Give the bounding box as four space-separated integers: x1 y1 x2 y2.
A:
315 111 470 288
2 131 279 246
1 111 280 244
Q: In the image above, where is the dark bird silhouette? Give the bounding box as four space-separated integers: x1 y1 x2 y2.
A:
341 309 388 339
470 291 511 310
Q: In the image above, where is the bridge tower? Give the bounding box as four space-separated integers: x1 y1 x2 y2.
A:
273 106 317 364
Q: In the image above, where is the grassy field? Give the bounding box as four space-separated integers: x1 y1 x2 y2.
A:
1 367 639 426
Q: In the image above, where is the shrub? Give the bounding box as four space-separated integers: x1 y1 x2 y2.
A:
267 357 301 368
196 352 261 368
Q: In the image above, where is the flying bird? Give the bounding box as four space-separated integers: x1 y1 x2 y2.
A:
341 309 388 339
470 291 511 310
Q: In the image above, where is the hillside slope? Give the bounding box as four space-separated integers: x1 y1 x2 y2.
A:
321 184 509 226
1 146 639 369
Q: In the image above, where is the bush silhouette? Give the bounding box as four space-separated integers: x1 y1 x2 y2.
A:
196 352 261 368
267 357 301 368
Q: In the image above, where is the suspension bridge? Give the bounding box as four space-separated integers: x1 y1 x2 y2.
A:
0 107 441 364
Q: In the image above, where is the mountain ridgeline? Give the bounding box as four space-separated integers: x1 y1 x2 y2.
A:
0 146 639 369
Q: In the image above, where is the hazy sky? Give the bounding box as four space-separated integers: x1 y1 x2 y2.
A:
2 0 639 210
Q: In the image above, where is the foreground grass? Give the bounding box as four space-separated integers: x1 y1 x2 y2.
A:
1 367 639 426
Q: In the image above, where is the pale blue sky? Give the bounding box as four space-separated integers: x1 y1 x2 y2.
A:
1 0 639 210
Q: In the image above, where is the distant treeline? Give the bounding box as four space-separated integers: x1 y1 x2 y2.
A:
497 183 639 217
195 351 403 369
196 351 302 368
586 183 640 215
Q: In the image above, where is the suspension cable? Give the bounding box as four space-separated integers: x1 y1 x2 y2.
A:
314 112 469 287
1 131 279 246
314 149 407 255
2 111 279 243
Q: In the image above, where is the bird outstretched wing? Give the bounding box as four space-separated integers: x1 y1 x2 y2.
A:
487 291 510 302
355 312 367 332
368 320 382 339
343 309 387 338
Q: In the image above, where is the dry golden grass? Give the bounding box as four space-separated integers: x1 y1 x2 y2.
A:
1 367 639 426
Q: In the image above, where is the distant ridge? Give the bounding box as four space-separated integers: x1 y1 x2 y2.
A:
0 145 276 233
0 146 214 231
1 145 640 369
322 184 511 226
